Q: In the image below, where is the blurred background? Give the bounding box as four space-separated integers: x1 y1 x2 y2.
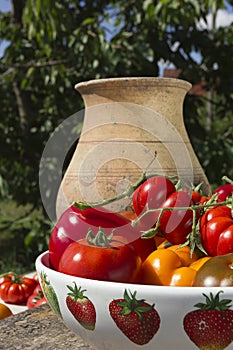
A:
0 0 232 273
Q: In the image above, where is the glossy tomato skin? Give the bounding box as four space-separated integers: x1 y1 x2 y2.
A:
131 235 156 262
58 236 142 283
0 274 37 304
141 246 198 286
193 253 233 287
132 176 175 228
133 176 175 215
158 191 194 244
217 225 233 255
49 205 134 270
213 184 233 202
200 206 233 256
201 206 232 225
191 190 202 204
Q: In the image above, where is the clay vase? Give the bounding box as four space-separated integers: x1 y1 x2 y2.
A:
56 77 211 218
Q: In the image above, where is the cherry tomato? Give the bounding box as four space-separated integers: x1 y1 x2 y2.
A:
0 274 37 304
199 195 211 204
58 231 142 283
158 191 194 244
193 253 233 287
191 190 202 204
132 176 175 227
184 187 209 205
213 183 233 202
200 206 233 256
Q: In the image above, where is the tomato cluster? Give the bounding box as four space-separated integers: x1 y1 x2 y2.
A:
200 206 233 256
48 175 233 287
0 272 46 307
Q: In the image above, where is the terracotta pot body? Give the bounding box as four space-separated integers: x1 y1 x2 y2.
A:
56 77 211 218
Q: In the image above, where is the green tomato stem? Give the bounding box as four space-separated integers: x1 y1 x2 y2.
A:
86 227 114 247
222 176 233 185
74 172 177 210
134 198 232 227
0 271 17 279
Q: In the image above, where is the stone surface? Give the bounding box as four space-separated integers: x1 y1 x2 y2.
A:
0 304 94 350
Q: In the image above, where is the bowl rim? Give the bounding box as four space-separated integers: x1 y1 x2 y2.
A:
36 251 233 294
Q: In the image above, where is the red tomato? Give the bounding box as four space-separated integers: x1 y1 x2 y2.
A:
217 225 233 255
49 205 155 269
199 195 211 204
26 284 47 309
119 210 157 262
49 205 136 270
133 176 175 214
130 234 156 262
132 176 175 227
213 183 233 202
158 191 194 244
0 274 37 304
200 206 233 256
201 206 232 225
191 190 202 204
58 232 142 283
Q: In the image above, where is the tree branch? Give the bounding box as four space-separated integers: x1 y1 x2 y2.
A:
12 81 28 131
11 0 26 26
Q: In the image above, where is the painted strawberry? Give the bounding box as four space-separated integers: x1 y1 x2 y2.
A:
183 291 233 350
109 289 160 345
66 282 96 331
40 272 62 318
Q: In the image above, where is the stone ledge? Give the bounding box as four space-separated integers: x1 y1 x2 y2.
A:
0 304 94 350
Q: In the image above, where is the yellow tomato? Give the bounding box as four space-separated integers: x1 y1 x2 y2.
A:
167 245 199 266
141 246 199 287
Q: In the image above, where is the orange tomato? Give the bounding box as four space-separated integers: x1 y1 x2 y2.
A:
141 246 199 286
169 267 197 286
167 245 199 266
190 256 211 271
0 303 13 320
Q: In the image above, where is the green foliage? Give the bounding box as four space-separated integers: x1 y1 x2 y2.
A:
0 200 51 273
0 0 232 271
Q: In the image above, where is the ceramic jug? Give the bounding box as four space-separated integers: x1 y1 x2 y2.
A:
56 77 211 218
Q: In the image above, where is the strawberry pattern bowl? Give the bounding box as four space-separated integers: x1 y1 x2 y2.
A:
36 251 233 350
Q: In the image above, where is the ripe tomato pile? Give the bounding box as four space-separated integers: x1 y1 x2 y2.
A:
48 175 233 287
0 272 47 308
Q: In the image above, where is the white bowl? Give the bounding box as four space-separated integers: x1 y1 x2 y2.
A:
36 251 233 350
